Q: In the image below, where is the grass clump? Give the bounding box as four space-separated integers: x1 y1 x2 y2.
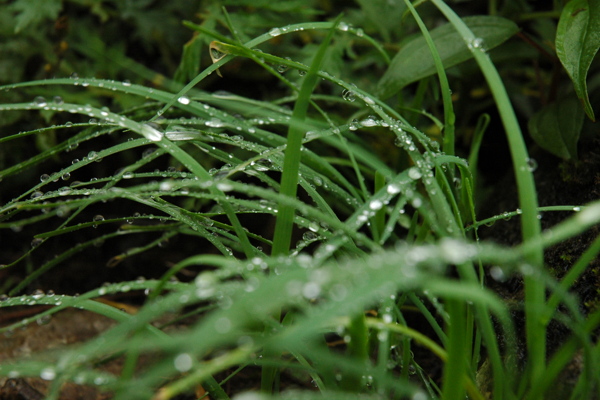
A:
1 1 599 400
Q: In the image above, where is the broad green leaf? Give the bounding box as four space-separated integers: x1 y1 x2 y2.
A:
528 95 584 160
556 0 600 121
174 33 203 84
377 16 519 99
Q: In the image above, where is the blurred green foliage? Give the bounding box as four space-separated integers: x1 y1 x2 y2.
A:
1 0 598 166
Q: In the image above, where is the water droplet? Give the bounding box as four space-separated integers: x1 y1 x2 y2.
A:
177 96 190 105
453 176 462 189
122 80 131 86
93 215 105 223
369 199 383 210
276 63 288 73
40 368 56 380
298 70 306 76
338 22 350 31
342 87 356 102
268 27 282 37
40 174 51 182
408 167 422 180
87 151 98 161
33 96 47 107
360 116 378 127
205 118 224 128
411 197 422 208
141 123 164 142
468 37 486 51
526 157 537 172
31 238 43 248
216 182 233 192
412 392 428 400
53 96 64 105
387 184 401 195
573 206 581 212
490 266 507 282
302 282 321 299
142 148 156 158
61 172 71 181
302 231 318 241
174 353 193 372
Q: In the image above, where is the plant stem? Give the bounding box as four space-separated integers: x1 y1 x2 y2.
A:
431 0 545 388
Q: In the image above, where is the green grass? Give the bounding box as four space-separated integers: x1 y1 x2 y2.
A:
1 2 600 400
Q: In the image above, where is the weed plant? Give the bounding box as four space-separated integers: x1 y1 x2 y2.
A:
1 1 599 400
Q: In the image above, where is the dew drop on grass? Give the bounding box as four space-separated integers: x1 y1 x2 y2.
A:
341 88 356 102
408 167 422 180
360 116 378 127
526 157 537 172
31 238 43 248
122 80 131 87
411 197 422 208
216 182 233 192
141 123 164 142
61 172 71 181
177 96 190 105
92 215 104 228
174 353 193 372
302 282 321 299
412 392 428 400
276 64 288 74
490 266 507 282
205 118 224 128
268 27 282 37
387 184 401 195
573 206 581 212
338 22 350 31
467 37 486 51
302 231 318 241
33 96 47 107
122 171 134 179
40 368 56 381
40 174 50 182
142 148 156 158
369 199 383 210
53 96 64 105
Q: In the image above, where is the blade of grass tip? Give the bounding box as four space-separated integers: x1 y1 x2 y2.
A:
403 0 455 157
271 14 343 257
430 0 545 389
260 16 343 394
